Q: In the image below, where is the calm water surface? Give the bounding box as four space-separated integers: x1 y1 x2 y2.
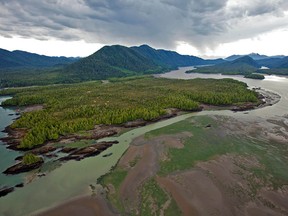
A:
0 97 23 189
0 68 287 216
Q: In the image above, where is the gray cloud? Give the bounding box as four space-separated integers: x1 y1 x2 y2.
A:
0 0 288 52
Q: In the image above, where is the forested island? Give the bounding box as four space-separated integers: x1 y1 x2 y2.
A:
244 73 265 80
1 76 260 150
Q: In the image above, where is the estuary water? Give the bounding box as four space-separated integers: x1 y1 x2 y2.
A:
0 97 22 188
0 68 287 216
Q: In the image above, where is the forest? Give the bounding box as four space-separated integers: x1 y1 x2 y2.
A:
0 76 259 149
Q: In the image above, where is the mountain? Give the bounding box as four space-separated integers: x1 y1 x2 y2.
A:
0 48 79 69
63 44 227 82
131 44 203 68
230 56 260 68
277 57 288 68
191 56 260 75
225 53 268 61
257 56 288 69
131 44 225 68
63 45 164 81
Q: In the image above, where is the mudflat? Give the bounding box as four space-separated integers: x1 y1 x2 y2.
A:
38 114 288 215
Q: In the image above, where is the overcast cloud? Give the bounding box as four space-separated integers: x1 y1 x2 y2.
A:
0 0 288 52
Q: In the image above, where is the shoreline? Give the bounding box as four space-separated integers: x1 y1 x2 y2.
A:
1 87 279 148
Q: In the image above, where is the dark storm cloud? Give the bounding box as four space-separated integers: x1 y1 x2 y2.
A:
0 0 288 51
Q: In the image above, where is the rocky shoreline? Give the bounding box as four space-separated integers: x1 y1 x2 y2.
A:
3 158 44 175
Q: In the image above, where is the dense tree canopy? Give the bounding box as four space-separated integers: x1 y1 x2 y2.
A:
1 77 259 149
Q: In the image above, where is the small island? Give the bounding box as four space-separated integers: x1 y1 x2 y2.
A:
3 153 43 175
244 73 265 80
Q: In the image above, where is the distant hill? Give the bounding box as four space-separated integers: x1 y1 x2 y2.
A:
1 44 226 87
230 56 260 68
131 44 224 68
0 48 79 69
62 45 165 82
62 44 225 82
277 57 288 68
225 53 270 61
4 44 288 88
256 56 288 69
189 56 260 75
256 58 284 68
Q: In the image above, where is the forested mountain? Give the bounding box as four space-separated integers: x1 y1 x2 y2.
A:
131 44 224 68
257 56 288 69
61 44 226 82
225 53 269 61
230 56 260 68
277 57 288 68
189 56 260 75
0 48 79 68
62 45 165 82
3 44 287 88
257 58 284 68
0 44 227 87
225 53 288 71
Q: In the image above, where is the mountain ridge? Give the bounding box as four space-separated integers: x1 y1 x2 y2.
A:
60 44 225 82
189 55 260 75
0 48 79 68
1 44 288 88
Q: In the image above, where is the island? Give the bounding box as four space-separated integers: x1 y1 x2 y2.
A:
244 73 265 79
0 76 263 172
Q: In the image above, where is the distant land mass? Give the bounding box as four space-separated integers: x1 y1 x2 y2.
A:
131 44 225 68
189 55 288 76
225 53 286 61
0 44 224 87
0 48 79 68
187 56 260 75
225 53 269 61
1 45 288 87
62 44 226 82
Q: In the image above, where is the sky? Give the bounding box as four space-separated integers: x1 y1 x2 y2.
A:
1 0 288 58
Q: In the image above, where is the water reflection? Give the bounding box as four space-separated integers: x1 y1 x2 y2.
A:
264 75 287 82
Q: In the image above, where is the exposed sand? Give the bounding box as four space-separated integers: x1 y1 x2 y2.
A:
116 133 189 213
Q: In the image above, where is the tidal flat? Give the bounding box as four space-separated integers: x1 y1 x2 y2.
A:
96 115 288 216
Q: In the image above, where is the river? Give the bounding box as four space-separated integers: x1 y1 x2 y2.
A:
0 67 287 216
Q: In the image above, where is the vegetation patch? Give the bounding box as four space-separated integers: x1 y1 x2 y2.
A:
146 116 288 189
22 153 42 165
140 177 170 216
0 77 258 149
98 168 128 213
